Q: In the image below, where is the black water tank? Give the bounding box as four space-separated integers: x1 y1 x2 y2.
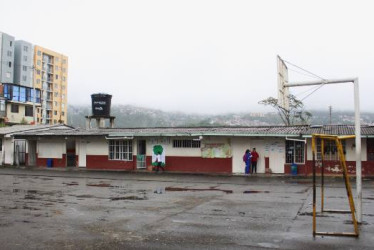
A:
91 93 112 117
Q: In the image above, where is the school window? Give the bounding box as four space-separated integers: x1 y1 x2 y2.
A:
173 139 201 148
108 140 133 161
316 139 346 161
25 106 33 117
11 104 19 113
285 140 305 164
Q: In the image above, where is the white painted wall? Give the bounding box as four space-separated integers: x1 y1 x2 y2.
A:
86 138 109 155
231 137 285 174
37 140 65 158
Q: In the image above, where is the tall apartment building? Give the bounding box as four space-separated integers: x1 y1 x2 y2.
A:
0 32 15 84
33 45 68 125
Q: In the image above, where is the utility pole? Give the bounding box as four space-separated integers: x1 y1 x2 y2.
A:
329 105 332 125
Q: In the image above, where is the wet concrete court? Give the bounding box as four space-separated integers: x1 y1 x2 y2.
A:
0 168 373 250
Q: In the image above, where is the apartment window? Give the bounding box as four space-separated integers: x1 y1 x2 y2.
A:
173 140 201 148
37 60 41 66
22 66 27 71
23 46 28 52
61 111 65 116
12 86 20 101
10 41 12 47
35 89 41 103
37 51 41 56
62 68 66 73
54 92 58 97
54 111 57 115
61 94 65 100
22 75 27 81
6 72 11 78
54 83 59 89
23 55 27 61
62 76 66 81
4 84 11 99
36 70 40 75
36 79 41 84
26 89 33 102
109 140 133 161
316 139 346 161
61 85 65 91
20 87 26 102
55 66 59 71
55 57 59 63
54 101 58 107
286 140 305 164
11 104 19 113
55 74 59 80
25 106 33 117
8 62 11 67
63 59 67 64
7 51 12 57
61 103 65 109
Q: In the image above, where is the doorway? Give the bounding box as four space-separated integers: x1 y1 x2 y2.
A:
28 140 37 166
137 140 146 169
66 140 76 167
14 140 26 165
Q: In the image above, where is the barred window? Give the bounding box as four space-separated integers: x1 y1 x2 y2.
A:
173 139 201 148
316 139 346 161
286 140 305 164
108 140 133 161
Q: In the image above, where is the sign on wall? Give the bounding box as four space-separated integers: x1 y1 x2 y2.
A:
201 143 232 158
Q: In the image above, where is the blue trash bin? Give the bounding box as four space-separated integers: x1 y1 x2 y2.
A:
47 158 53 168
291 163 297 176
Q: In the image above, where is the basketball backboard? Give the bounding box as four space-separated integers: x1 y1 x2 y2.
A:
277 55 289 110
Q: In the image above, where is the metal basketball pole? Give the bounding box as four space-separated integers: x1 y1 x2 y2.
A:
284 78 362 223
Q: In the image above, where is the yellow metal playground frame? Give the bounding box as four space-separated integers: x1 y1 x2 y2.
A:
311 134 359 237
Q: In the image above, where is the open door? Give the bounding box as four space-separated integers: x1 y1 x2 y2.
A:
66 140 76 167
28 140 37 166
137 140 146 169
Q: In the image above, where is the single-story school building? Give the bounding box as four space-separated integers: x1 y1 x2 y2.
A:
2 124 374 176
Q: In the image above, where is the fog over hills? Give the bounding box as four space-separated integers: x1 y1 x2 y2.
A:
67 104 374 128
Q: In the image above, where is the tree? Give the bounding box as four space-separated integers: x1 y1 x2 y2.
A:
258 94 312 125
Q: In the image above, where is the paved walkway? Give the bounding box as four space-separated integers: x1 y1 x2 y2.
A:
0 167 373 249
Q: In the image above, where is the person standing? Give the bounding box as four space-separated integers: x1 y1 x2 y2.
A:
251 148 259 174
243 149 252 174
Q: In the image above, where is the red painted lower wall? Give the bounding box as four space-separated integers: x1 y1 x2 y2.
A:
36 154 67 168
146 156 232 174
86 155 136 170
285 160 374 176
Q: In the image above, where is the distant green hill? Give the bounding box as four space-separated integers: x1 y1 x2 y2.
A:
67 105 374 128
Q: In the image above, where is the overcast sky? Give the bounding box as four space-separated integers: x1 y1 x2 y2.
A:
0 0 373 114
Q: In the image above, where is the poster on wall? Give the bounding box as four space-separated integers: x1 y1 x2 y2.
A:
201 143 232 158
151 144 166 166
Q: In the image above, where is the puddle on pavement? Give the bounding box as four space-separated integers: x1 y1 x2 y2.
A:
63 182 79 186
243 190 270 194
298 212 332 217
165 187 233 194
87 183 113 187
110 196 147 201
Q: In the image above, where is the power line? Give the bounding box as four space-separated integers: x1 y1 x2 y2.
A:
283 59 326 80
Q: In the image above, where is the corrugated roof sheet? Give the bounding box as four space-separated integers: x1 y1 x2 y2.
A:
0 124 72 135
8 124 374 138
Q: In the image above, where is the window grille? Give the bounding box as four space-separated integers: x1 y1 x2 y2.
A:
173 139 201 148
286 140 305 164
108 140 133 161
316 139 346 161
